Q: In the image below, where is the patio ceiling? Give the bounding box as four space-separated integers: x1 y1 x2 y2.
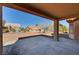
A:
2 3 79 20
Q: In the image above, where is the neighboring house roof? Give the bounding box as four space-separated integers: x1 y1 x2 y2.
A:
26 26 41 30
5 23 21 27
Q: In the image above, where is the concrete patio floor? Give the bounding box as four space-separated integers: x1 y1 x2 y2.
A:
3 36 79 55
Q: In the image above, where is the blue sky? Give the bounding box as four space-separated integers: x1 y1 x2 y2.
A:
3 6 69 28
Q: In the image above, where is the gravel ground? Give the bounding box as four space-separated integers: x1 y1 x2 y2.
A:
3 36 79 55
3 32 43 46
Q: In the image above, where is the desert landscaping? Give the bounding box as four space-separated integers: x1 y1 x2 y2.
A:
3 32 53 46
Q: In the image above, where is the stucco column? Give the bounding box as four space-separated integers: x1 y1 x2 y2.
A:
69 23 75 39
66 19 76 40
54 20 59 41
0 5 2 54
74 20 79 40
67 19 79 40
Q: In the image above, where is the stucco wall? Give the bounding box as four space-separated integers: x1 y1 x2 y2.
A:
74 20 79 40
69 23 75 39
69 20 79 40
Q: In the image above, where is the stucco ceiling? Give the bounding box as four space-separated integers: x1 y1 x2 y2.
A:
29 3 79 18
3 3 79 20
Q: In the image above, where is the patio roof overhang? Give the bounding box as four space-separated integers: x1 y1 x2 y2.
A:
2 3 79 20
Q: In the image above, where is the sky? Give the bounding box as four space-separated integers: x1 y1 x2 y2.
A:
2 6 69 28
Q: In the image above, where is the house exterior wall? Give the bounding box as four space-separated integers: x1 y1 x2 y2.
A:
69 23 75 39
74 20 79 40
4 23 21 32
69 20 79 40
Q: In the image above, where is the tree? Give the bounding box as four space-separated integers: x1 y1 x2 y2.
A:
59 24 64 32
59 24 68 33
35 24 39 26
63 26 68 33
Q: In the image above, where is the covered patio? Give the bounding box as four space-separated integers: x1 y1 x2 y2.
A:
0 3 79 54
3 35 79 55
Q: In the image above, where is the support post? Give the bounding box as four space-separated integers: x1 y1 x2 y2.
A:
69 23 74 39
54 20 59 41
0 4 2 55
66 19 76 40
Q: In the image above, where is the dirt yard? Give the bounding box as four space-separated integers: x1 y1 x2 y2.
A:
3 32 52 46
